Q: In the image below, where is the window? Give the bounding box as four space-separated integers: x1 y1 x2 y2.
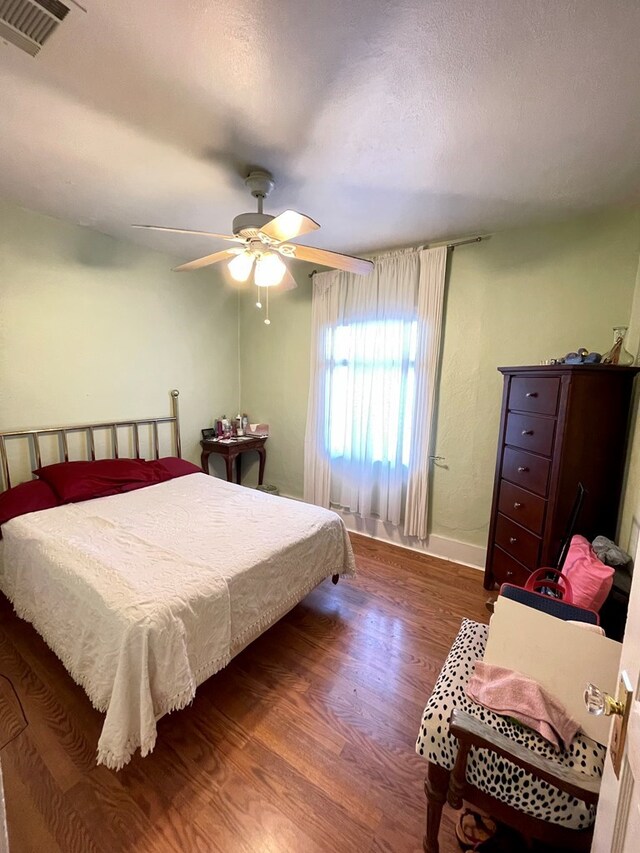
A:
304 246 446 535
323 318 418 467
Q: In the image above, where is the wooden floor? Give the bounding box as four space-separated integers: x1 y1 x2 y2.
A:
0 534 490 853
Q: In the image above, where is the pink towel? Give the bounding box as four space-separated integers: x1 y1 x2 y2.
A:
466 661 579 751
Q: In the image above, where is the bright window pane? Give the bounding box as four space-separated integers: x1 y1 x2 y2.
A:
324 319 417 466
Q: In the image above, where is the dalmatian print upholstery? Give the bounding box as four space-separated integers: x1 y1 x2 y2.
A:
415 619 604 830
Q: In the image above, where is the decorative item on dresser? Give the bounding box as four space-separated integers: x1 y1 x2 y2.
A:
484 365 640 591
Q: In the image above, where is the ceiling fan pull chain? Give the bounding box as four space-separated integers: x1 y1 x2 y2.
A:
255 283 262 310
264 287 271 326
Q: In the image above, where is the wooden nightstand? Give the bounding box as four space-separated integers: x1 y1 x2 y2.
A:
200 436 267 485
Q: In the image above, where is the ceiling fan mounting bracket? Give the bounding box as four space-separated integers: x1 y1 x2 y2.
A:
244 170 275 200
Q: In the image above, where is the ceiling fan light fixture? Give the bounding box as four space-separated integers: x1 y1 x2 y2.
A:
255 252 286 287
228 251 255 282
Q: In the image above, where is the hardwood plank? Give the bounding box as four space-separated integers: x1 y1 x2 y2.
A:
65 771 153 853
2 735 101 853
0 625 98 781
0 534 490 853
3 771 62 853
251 707 384 830
0 675 27 750
192 769 325 853
223 737 376 851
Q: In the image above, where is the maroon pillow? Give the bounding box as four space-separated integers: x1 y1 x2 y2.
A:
119 480 154 494
118 458 200 494
34 459 170 503
156 457 202 478
118 460 168 493
0 479 60 527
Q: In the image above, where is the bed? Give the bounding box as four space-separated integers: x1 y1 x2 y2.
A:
0 392 355 769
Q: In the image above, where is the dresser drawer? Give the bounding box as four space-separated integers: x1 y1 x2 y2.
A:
495 513 541 570
497 480 546 535
502 447 550 497
505 412 555 457
509 376 560 415
492 546 532 587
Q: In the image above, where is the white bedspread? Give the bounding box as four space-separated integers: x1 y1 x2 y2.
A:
0 474 354 769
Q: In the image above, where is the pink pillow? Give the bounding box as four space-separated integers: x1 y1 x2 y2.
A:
0 479 60 527
563 535 614 611
34 459 170 503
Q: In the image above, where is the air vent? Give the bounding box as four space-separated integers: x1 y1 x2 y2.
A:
0 0 69 57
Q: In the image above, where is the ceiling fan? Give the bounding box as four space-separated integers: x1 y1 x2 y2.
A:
133 170 374 295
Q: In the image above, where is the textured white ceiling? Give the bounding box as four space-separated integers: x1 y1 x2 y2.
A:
0 0 639 261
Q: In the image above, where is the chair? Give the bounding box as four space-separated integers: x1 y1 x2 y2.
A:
415 619 604 852
499 582 599 625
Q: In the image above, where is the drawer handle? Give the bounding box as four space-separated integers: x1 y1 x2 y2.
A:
513 501 522 509
525 392 538 398
517 466 529 472
509 537 518 544
521 429 534 436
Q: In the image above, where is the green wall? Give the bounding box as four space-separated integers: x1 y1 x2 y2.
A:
3 198 638 555
0 199 239 470
238 266 316 496
617 249 640 558
238 209 640 551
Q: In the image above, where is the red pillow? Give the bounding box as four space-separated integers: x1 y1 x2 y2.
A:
34 459 170 503
0 479 60 527
156 457 202 478
118 458 201 494
563 535 614 612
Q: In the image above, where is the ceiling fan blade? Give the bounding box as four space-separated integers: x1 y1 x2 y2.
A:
278 264 298 292
173 249 237 272
260 210 320 243
289 244 373 275
133 224 244 243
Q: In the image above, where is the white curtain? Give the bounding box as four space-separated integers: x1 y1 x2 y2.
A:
404 247 447 538
304 246 447 538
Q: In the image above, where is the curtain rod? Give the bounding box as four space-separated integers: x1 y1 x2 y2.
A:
442 235 486 249
308 235 487 277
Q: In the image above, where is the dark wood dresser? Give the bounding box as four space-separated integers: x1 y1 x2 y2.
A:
484 364 639 590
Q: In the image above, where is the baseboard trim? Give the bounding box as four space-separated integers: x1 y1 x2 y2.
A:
413 533 486 571
279 492 486 571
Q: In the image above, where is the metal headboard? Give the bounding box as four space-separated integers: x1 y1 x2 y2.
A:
0 389 181 492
